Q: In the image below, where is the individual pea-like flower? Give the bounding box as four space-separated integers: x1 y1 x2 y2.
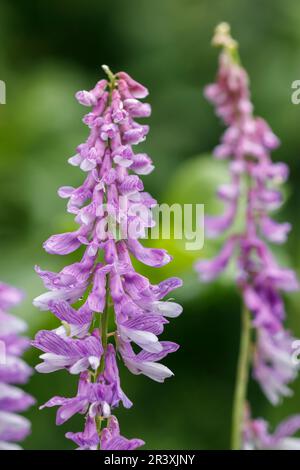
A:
33 66 182 450
195 22 299 449
0 282 35 450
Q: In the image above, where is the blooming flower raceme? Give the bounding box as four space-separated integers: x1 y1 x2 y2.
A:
0 282 35 450
195 23 300 449
33 66 182 450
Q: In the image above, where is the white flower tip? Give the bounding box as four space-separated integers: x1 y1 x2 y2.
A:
162 253 172 265
68 154 82 167
88 356 100 370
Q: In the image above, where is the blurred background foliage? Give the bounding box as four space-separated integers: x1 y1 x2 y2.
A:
1 0 300 450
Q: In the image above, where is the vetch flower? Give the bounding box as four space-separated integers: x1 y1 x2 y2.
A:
243 408 300 450
33 66 182 450
195 22 299 450
66 415 144 450
0 282 35 450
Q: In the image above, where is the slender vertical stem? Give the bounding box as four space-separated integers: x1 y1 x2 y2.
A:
231 304 251 450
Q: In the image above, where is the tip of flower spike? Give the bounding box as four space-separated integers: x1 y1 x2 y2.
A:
102 64 115 83
212 22 238 53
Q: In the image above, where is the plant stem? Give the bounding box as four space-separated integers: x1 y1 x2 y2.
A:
231 304 251 450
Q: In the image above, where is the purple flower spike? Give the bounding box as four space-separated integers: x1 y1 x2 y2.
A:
197 23 300 450
33 66 182 450
0 282 35 450
100 416 144 450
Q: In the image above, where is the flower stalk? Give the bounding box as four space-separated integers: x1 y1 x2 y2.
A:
196 22 300 450
231 305 251 450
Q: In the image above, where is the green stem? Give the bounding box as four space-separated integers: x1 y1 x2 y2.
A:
231 304 251 450
102 65 115 86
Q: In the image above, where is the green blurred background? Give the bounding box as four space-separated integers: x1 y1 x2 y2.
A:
1 0 300 450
